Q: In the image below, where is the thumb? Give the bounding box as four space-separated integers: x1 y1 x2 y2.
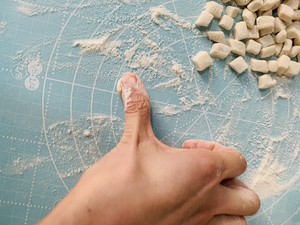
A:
117 73 153 145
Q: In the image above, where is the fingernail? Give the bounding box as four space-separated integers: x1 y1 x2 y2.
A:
123 76 137 89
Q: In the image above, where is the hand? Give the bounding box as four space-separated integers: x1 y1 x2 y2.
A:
38 73 260 225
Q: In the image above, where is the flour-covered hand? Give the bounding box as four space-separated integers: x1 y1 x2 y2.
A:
38 73 260 225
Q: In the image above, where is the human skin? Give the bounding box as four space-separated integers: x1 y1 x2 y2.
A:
37 73 260 225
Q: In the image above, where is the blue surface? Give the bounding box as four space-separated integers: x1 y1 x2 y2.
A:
0 0 300 224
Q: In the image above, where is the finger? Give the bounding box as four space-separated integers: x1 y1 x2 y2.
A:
117 73 154 145
207 215 247 225
210 148 247 179
182 140 234 152
216 179 260 216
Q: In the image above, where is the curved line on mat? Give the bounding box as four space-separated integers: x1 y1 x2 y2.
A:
42 0 87 191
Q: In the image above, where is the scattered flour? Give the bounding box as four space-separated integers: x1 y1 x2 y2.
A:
144 38 159 50
273 77 293 100
0 22 7 32
17 5 38 17
124 44 139 61
171 61 186 79
153 78 180 89
249 134 300 199
179 90 209 111
73 35 122 56
150 5 193 30
129 52 165 69
156 105 181 116
4 156 49 175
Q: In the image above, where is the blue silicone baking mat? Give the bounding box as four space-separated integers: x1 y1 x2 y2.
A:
0 0 299 224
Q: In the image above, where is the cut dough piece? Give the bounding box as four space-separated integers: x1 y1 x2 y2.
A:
260 45 276 58
247 0 264 12
280 39 293 55
234 21 249 40
205 1 224 18
257 34 275 48
243 8 257 29
277 55 291 74
210 43 231 59
235 0 251 6
226 6 240 18
219 15 234 30
259 0 280 11
288 46 300 58
192 51 213 72
278 4 294 22
283 61 300 77
195 11 214 27
246 39 262 55
286 24 300 39
256 16 275 30
222 0 230 3
293 10 300 20
259 27 274 36
275 30 287 44
248 26 260 39
229 56 249 74
261 10 273 17
207 31 226 44
274 17 287 33
268 60 278 72
258 74 277 89
229 39 246 56
275 43 283 56
250 59 269 73
283 0 299 10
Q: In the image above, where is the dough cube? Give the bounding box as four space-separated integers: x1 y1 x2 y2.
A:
192 51 213 72
283 61 300 77
247 0 264 12
295 38 300 46
275 43 283 56
288 46 300 58
259 27 274 36
274 17 287 33
286 24 300 39
234 22 249 40
250 58 269 73
242 8 257 29
278 4 294 22
205 1 224 18
261 10 273 17
219 15 234 30
277 55 291 74
260 0 280 11
258 74 277 89
222 0 230 3
268 60 278 72
283 0 299 10
229 39 246 56
210 43 231 60
248 26 260 39
260 45 276 58
235 0 251 6
246 40 262 55
207 31 226 44
229 56 249 74
280 39 293 55
293 10 300 20
195 11 214 27
256 16 275 30
275 30 287 44
257 34 275 48
226 6 240 18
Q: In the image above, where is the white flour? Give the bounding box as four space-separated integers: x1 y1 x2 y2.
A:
157 105 181 116
73 35 122 56
153 78 181 89
150 5 193 30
